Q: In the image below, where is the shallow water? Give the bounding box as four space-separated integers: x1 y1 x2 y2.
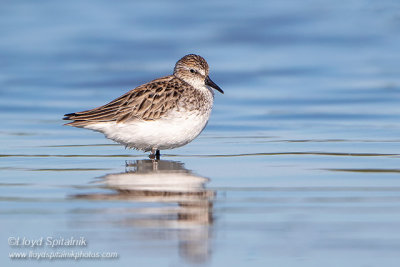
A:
1 0 400 266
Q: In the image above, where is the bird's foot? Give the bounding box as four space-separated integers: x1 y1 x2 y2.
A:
149 149 161 160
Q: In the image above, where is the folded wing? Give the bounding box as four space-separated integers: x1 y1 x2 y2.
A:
63 76 184 127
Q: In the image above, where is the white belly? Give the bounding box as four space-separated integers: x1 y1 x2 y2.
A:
85 109 211 151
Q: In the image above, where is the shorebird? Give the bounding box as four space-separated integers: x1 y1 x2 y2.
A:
63 54 223 159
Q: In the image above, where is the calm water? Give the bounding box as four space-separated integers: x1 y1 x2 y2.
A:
1 0 400 266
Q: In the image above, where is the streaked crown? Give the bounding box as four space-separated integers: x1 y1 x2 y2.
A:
174 54 209 76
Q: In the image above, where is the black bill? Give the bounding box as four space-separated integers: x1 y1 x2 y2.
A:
205 76 224 94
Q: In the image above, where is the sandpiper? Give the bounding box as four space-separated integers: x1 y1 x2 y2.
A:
63 54 223 159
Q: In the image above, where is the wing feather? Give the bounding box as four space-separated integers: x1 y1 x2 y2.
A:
63 76 186 127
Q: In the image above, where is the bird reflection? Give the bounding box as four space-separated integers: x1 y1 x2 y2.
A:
73 159 214 263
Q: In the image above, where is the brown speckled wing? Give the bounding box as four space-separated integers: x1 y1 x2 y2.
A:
63 76 187 127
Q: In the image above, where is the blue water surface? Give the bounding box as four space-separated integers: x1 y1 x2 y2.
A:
1 0 400 266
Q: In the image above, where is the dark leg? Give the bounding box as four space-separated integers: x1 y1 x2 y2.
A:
149 148 160 160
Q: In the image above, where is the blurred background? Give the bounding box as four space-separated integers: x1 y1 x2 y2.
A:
1 0 400 266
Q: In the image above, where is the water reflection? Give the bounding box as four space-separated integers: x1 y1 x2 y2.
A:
74 159 214 263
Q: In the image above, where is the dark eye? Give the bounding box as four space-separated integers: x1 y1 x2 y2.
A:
190 69 195 73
